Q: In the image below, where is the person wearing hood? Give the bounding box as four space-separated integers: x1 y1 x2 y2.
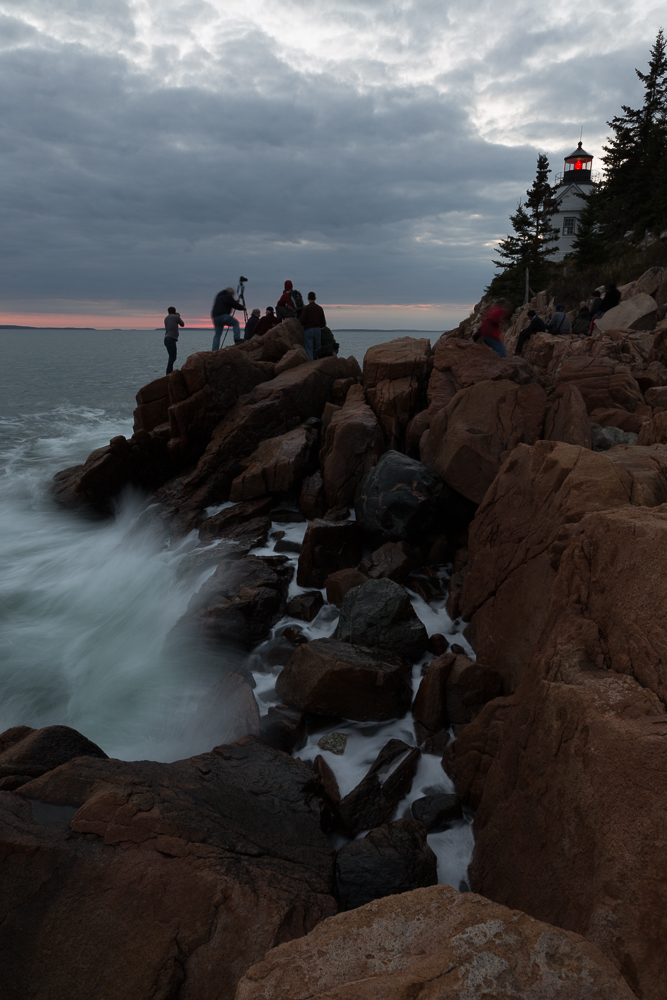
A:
601 281 621 313
253 306 280 337
276 280 295 320
211 286 243 349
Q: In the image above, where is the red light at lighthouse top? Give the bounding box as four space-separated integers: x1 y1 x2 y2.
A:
564 141 592 177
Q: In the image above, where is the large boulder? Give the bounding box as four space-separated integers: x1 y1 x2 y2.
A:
337 738 420 836
334 578 428 661
637 410 667 445
554 356 645 414
236 884 636 1000
594 292 658 333
460 440 667 691
425 380 547 505
335 819 437 911
1 736 335 1000
543 384 591 448
319 384 385 508
275 638 412 722
0 725 107 792
354 450 452 542
234 317 305 362
363 337 431 449
296 520 363 588
229 424 317 502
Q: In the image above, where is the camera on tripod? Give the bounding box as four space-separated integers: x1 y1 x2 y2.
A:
236 276 249 319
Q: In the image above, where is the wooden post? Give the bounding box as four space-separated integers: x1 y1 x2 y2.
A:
524 268 530 305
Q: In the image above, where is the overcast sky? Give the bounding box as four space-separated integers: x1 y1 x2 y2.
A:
0 0 663 329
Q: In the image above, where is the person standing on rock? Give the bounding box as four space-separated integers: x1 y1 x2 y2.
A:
547 304 571 336
514 309 547 356
244 308 261 339
211 286 243 349
253 306 280 337
164 306 184 374
300 292 327 361
276 280 304 321
474 302 510 357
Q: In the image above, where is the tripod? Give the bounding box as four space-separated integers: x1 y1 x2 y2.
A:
219 276 249 348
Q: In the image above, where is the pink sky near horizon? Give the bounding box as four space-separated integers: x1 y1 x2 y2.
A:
1 301 473 330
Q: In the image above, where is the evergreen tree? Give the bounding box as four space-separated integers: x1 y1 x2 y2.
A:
597 28 667 238
569 188 608 266
489 154 560 302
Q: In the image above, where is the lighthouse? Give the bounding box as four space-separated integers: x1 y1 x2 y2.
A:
550 141 599 259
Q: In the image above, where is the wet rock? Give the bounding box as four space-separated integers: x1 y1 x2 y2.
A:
334 578 428 661
296 520 363 588
363 337 432 449
359 540 420 583
133 374 170 433
236 884 637 1000
317 733 348 755
229 425 317 502
320 384 385 508
411 792 463 831
335 819 437 911
259 705 307 754
285 591 324 622
4 736 335 1000
324 567 368 607
282 626 307 644
0 725 108 792
173 554 293 652
272 508 306 523
337 739 420 837
198 496 273 542
275 638 412 722
354 450 450 542
412 653 455 736
298 471 326 519
190 672 260 746
274 538 302 553
591 423 637 450
427 380 547 505
322 505 350 521
544 384 592 448
427 633 449 655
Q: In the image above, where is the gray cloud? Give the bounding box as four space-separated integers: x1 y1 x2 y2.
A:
0 0 663 324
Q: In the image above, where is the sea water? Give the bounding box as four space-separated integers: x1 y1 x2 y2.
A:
0 327 473 887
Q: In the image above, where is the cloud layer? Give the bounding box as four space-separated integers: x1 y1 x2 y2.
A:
0 0 663 327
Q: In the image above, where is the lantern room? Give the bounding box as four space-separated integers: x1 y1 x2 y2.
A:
562 140 593 183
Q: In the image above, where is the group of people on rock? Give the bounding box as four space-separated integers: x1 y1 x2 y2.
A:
162 279 339 374
474 281 623 361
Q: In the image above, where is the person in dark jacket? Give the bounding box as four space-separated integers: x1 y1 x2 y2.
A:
164 306 185 374
572 306 592 336
276 280 296 321
601 281 621 313
211 286 243 349
514 309 547 356
244 308 261 339
299 292 326 360
253 307 279 338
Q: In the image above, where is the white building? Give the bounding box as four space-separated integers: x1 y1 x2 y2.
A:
549 142 600 260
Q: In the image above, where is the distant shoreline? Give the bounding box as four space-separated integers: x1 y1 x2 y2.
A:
1 326 443 333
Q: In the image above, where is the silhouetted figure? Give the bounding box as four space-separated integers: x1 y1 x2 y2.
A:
514 309 547 356
572 306 592 336
474 303 510 357
253 307 280 337
601 281 621 313
211 286 243 348
317 325 339 358
300 292 326 360
164 306 184 374
244 308 261 339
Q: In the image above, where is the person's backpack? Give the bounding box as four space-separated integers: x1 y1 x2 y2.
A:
290 289 304 315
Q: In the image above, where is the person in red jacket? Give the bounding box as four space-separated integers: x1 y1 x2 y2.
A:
474 302 511 357
276 280 295 321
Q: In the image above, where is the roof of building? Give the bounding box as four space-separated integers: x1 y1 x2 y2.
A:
564 140 594 161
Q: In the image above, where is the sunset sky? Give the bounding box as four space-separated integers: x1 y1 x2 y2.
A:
0 0 663 329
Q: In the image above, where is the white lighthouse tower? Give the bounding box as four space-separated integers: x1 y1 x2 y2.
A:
550 141 599 259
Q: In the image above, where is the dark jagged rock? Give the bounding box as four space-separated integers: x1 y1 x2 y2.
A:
2 736 335 1000
325 568 368 607
259 705 307 754
275 638 412 722
198 496 273 542
285 591 324 622
296 520 363 588
0 724 107 792
354 450 448 542
359 540 421 583
337 738 420 837
411 792 463 831
334 578 428 661
335 818 437 911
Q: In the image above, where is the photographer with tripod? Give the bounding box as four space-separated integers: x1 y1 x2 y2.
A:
210 277 248 349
